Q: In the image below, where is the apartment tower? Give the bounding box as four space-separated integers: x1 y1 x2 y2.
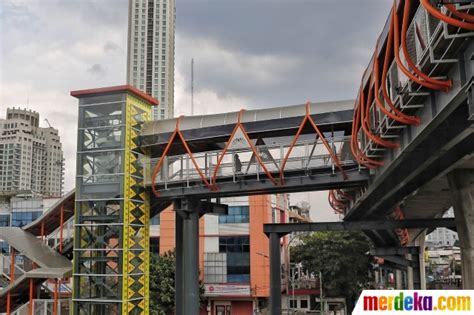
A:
0 108 64 197
126 0 175 120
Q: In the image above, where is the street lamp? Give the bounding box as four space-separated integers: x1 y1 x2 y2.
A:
320 270 323 315
286 234 302 315
255 252 270 315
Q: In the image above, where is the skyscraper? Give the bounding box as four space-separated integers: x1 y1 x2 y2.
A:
0 107 64 197
127 0 175 120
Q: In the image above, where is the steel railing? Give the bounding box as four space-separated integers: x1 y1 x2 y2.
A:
146 136 356 187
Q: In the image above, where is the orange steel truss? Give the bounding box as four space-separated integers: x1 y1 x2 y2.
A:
151 116 212 197
211 109 279 188
151 102 348 194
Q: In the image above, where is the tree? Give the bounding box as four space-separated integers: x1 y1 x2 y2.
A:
149 250 206 315
291 231 372 312
150 251 176 315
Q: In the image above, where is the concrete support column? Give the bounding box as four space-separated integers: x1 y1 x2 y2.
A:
414 231 427 289
175 208 184 315
395 270 403 289
448 169 474 289
407 254 414 290
411 252 421 289
269 232 282 315
406 247 422 290
183 198 200 315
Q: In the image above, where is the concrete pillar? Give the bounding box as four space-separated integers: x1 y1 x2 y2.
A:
269 232 282 315
395 270 403 289
448 169 474 289
414 231 427 289
183 198 200 315
175 208 184 315
407 254 414 289
406 247 423 290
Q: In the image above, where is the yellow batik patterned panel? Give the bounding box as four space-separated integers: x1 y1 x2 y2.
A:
122 94 151 315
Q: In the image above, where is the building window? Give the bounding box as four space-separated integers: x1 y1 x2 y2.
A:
0 241 9 254
219 236 250 283
300 299 309 309
204 253 226 284
219 206 249 224
289 300 297 308
150 237 160 254
11 211 42 227
0 214 10 226
151 213 160 225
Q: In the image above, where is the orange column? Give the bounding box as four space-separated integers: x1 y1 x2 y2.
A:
6 249 16 315
249 195 272 297
53 279 58 315
159 207 176 254
28 279 34 315
40 222 45 240
160 204 205 277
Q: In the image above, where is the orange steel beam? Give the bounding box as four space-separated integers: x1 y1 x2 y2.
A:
376 32 420 125
151 116 211 197
28 279 34 315
53 279 58 315
360 79 399 149
421 0 474 31
445 4 474 23
393 3 449 91
211 109 278 187
350 97 383 169
40 222 45 241
6 250 16 315
279 102 348 184
401 0 452 91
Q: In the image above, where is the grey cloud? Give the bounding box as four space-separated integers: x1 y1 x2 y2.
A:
2 0 395 212
86 64 107 77
104 41 120 53
175 0 393 108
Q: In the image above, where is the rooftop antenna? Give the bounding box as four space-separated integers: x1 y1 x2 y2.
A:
191 58 194 116
26 85 30 109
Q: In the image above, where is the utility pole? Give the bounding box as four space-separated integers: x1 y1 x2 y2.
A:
191 58 194 115
320 270 323 315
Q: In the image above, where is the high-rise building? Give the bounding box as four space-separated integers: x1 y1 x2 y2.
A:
127 0 175 120
426 208 459 247
0 108 64 197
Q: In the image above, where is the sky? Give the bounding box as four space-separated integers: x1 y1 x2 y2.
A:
0 0 393 221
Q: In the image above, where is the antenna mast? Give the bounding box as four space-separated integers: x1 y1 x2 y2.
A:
191 58 194 116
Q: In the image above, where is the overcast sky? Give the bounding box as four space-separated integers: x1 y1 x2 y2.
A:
0 0 392 221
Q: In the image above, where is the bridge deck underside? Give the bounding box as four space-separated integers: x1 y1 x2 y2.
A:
149 166 368 200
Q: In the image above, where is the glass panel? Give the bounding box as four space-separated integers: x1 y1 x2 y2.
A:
11 211 42 227
81 151 123 176
219 206 249 224
77 200 122 218
79 94 124 106
218 236 250 283
0 214 10 226
80 103 124 128
80 127 123 151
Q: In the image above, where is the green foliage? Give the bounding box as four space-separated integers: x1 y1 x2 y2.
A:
150 251 176 315
291 231 371 311
149 250 206 315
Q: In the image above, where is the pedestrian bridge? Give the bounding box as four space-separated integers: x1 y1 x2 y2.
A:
141 101 368 199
